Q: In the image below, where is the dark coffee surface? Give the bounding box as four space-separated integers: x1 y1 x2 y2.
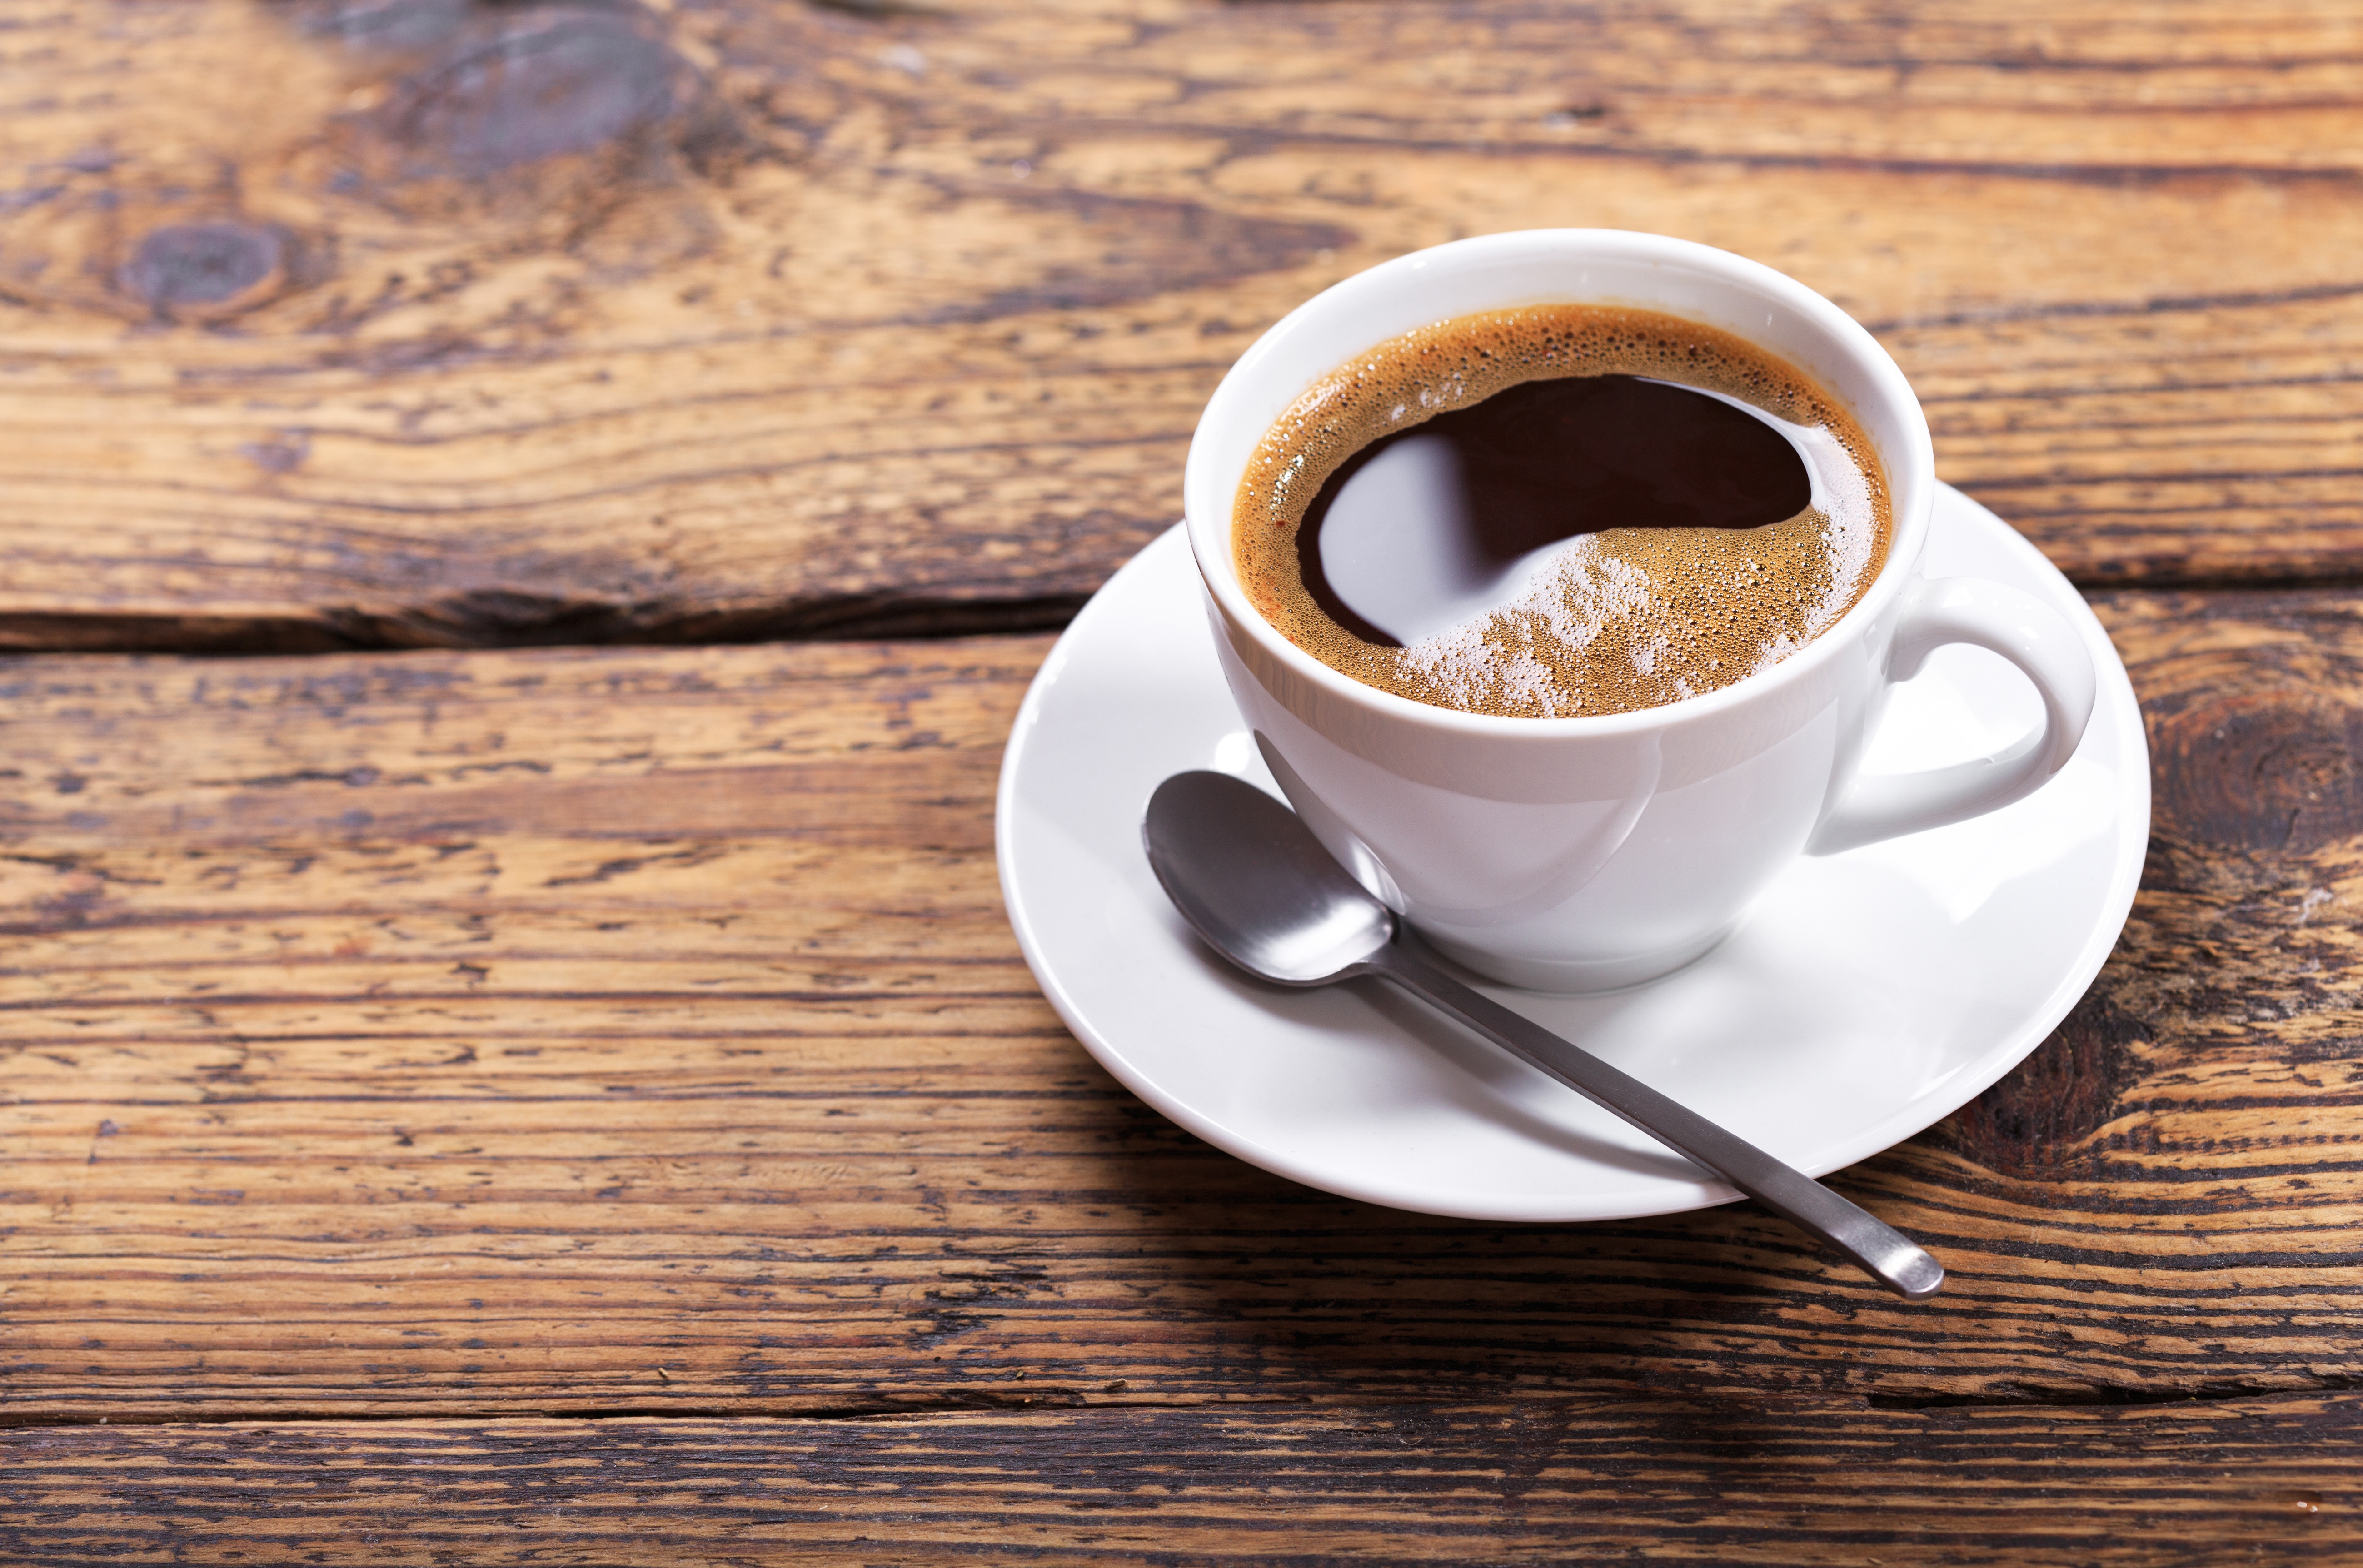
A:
1296 374 1814 647
1232 305 1892 718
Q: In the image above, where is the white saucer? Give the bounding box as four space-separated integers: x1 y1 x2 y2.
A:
995 485 2149 1222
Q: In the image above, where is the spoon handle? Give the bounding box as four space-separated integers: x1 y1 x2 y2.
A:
1362 943 1944 1300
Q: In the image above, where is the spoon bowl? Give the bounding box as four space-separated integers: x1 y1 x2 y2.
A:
1142 767 1395 984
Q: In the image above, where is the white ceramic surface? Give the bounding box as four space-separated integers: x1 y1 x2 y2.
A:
995 484 2149 1222
1185 230 2098 990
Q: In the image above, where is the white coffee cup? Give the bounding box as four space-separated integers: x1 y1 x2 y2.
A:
1182 229 2097 992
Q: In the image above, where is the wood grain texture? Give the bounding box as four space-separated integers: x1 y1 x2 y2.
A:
2 0 2361 652
0 592 2358 1428
1 1396 2358 1565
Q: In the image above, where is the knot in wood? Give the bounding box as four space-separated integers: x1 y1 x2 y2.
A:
1938 994 2150 1180
120 223 286 317
2154 690 2363 853
390 10 683 174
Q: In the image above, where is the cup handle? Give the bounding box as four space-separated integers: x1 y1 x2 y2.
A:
1805 576 2098 856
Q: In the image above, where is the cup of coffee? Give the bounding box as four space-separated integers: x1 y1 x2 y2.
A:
1182 229 2096 992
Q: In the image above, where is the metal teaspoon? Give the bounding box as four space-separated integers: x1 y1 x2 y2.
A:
1141 769 1944 1300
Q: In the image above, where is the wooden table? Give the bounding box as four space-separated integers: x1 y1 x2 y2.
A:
2 1 2358 1560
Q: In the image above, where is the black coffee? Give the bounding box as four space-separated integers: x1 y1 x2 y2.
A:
1233 305 1891 718
1296 374 1814 647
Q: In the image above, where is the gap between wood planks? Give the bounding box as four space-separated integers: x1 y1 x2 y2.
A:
3 1379 2360 1431
0 574 2357 658
0 595 1097 657
991 117 2363 195
1866 1373 2363 1412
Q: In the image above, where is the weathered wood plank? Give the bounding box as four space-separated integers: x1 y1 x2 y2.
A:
0 1398 2356 1565
0 0 2359 652
0 592 2359 1420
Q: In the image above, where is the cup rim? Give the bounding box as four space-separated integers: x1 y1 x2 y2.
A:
1182 228 1937 737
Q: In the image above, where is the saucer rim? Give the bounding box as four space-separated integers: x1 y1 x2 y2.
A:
995 483 2151 1221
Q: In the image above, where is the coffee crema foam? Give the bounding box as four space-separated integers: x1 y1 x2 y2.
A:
1232 305 1892 718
